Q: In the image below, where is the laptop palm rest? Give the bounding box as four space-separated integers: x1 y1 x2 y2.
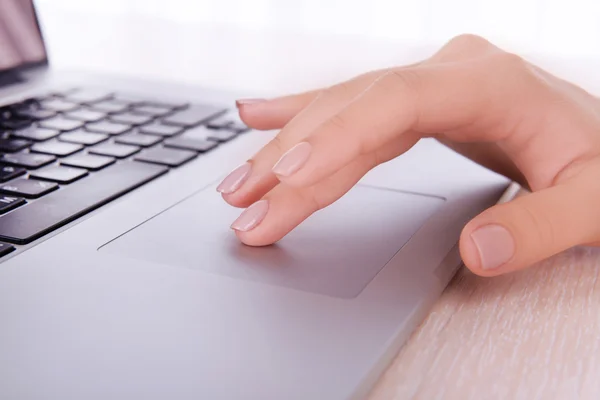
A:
100 184 444 298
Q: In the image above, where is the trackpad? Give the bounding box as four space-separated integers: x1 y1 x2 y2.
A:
100 185 444 298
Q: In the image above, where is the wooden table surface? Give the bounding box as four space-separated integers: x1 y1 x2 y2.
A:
369 193 600 400
39 8 600 400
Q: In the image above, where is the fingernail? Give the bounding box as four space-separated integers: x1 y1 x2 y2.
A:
231 200 269 232
236 98 266 107
470 224 515 270
272 142 312 177
217 162 252 194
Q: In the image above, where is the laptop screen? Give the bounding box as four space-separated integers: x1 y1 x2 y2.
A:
0 0 46 73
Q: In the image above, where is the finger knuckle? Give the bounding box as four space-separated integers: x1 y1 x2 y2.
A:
326 113 348 132
493 51 527 71
269 134 286 154
517 203 556 251
301 186 328 212
446 34 491 50
383 69 422 95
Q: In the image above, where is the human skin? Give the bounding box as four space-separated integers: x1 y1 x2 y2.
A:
217 34 600 277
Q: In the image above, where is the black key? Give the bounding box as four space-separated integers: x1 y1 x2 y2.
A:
0 138 30 153
85 121 131 135
0 178 58 198
39 116 85 132
0 118 32 130
0 162 168 244
164 137 218 153
30 166 88 184
15 108 56 120
12 126 60 141
113 93 188 109
61 153 115 171
161 104 225 127
59 130 108 146
40 98 79 112
115 132 162 147
63 108 106 122
135 147 196 167
0 165 26 182
0 195 25 214
131 105 173 117
89 100 129 114
109 112 154 126
0 242 15 257
0 153 55 169
63 89 112 104
138 122 182 137
31 141 84 157
206 115 233 129
184 125 236 142
89 142 140 159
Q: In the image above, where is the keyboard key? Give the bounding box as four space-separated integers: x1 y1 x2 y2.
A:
115 132 162 147
59 130 108 146
131 105 173 117
109 112 154 126
161 104 225 127
0 195 24 214
0 138 30 153
89 142 140 158
0 118 31 130
206 115 233 129
184 125 236 142
85 121 131 135
63 108 106 123
204 129 237 142
39 116 85 132
138 122 182 137
228 120 250 133
12 126 60 141
0 178 58 198
40 98 79 112
30 166 88 184
0 162 168 244
0 153 55 169
61 153 115 171
63 89 112 104
89 100 129 114
164 137 218 153
31 141 84 157
209 112 248 133
0 165 26 182
113 93 188 109
0 242 15 257
14 108 56 120
135 147 196 167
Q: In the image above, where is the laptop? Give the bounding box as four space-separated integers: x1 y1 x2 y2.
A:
0 2 511 399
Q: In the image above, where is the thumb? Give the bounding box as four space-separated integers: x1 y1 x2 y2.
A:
460 176 600 276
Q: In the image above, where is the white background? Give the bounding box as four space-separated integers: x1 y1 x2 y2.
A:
35 0 600 57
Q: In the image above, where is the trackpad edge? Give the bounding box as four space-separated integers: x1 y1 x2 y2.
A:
100 185 444 298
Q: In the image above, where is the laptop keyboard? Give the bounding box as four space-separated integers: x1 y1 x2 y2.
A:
0 88 249 254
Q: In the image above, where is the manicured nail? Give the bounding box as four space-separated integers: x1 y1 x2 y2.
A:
231 200 269 232
217 162 252 194
470 224 515 270
236 98 266 107
272 142 312 177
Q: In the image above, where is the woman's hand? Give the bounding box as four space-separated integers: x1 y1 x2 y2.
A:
217 34 600 277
